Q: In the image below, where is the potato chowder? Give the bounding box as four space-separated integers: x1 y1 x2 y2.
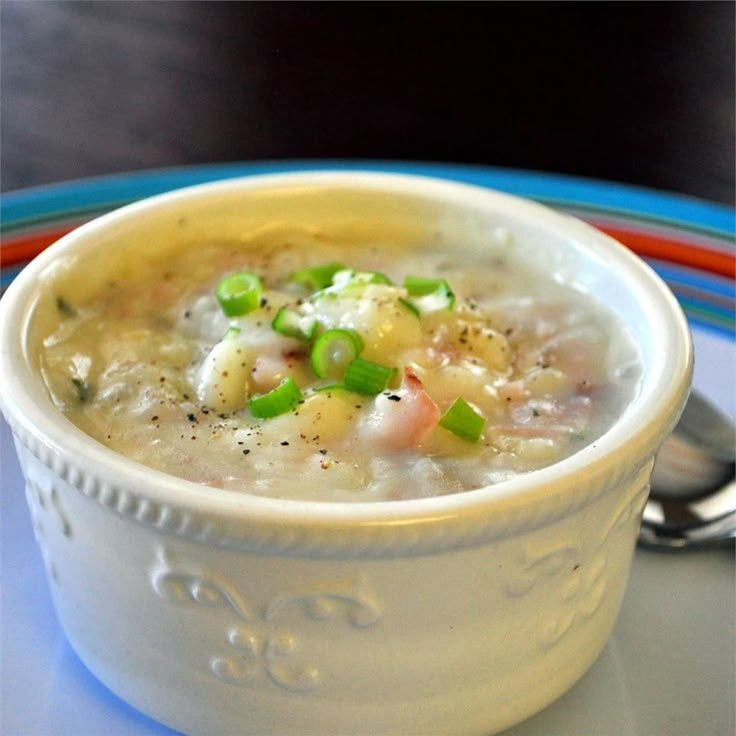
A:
39 231 641 501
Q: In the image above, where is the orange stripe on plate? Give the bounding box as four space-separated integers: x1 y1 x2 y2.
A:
594 223 736 279
0 225 79 265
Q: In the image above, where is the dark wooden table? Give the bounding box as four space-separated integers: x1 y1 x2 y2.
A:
2 1 734 203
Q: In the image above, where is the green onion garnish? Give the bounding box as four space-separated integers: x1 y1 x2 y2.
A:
313 269 394 300
215 271 263 317
271 306 318 341
332 269 393 287
330 269 356 287
339 271 394 297
290 262 345 291
403 275 456 314
343 357 397 395
398 296 421 318
439 397 486 442
353 270 393 285
310 328 364 379
404 275 446 296
248 377 303 419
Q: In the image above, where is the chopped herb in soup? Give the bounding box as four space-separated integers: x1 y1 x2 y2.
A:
39 235 640 501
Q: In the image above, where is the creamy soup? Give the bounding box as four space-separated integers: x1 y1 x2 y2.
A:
39 230 640 501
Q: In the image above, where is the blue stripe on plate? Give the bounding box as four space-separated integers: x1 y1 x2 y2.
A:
686 314 734 338
0 262 27 289
2 161 734 235
647 261 736 298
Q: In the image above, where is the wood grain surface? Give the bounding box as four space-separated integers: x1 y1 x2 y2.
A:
2 1 734 203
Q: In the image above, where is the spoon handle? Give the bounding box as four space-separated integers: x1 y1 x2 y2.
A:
639 480 736 549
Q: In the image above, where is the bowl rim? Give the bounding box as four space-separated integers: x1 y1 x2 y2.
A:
0 171 693 556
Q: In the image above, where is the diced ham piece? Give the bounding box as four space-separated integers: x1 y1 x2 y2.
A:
359 366 441 450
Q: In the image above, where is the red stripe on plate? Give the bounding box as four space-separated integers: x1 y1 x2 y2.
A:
591 222 735 278
1 224 81 265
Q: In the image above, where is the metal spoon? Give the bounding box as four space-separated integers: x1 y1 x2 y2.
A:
639 390 736 549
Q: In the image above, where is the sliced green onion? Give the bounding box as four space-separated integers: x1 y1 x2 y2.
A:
330 268 391 286
352 270 393 285
222 325 242 340
343 357 397 396
404 275 447 296
398 296 421 318
248 377 303 419
309 269 352 300
330 269 356 287
439 397 486 442
271 306 318 341
290 262 345 291
313 269 394 299
402 275 456 315
310 328 364 378
215 271 263 317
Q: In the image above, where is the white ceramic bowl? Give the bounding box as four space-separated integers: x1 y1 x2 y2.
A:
0 172 692 736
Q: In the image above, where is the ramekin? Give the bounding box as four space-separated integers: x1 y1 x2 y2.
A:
0 172 692 736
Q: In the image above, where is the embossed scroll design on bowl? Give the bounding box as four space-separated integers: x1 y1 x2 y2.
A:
506 466 649 648
150 547 382 692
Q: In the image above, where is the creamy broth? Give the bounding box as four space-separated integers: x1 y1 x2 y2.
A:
39 232 641 501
